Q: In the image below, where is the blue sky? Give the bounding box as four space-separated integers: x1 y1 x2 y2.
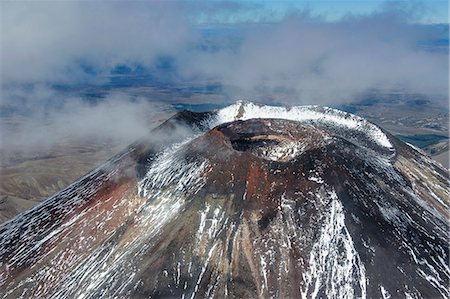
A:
191 0 448 24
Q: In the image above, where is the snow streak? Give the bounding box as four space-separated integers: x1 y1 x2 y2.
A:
302 190 366 299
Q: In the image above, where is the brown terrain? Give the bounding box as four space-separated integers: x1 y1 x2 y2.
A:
0 140 124 223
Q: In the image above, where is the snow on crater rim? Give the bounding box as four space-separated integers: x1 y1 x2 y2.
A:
213 101 393 149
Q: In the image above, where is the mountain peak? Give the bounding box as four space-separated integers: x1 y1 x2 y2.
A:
0 102 448 298
213 102 393 150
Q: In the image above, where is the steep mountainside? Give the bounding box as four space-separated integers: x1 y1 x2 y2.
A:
0 102 448 298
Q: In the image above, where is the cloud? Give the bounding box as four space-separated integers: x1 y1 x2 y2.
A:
0 86 173 155
178 9 448 105
0 2 194 155
1 1 195 85
2 1 446 103
0 1 447 157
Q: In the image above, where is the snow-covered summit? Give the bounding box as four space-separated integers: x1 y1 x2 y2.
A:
209 101 393 149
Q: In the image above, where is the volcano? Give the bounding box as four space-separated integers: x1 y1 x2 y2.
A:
0 102 448 298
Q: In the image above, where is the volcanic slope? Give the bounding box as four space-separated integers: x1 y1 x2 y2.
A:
0 102 448 299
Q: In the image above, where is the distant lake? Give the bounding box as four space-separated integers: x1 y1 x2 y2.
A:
396 134 448 148
171 103 226 112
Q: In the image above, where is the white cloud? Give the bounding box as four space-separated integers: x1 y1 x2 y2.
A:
178 11 448 104
1 1 195 84
0 86 173 155
0 1 447 156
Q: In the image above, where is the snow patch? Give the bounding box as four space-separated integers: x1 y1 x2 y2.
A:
260 140 307 162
